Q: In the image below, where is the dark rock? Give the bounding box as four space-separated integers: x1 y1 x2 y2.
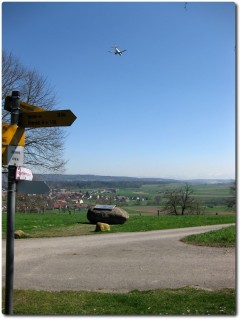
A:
87 205 129 225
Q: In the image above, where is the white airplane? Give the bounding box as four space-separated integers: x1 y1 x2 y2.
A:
108 46 127 56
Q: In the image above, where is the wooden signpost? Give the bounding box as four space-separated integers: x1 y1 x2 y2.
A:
3 91 77 315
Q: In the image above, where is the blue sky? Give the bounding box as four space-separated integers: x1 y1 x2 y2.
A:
2 1 236 179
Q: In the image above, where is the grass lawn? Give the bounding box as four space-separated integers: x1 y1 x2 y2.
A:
2 287 236 315
182 225 236 247
110 214 235 233
2 212 235 238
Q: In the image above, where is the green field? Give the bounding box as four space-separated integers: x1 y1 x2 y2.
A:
136 183 233 198
2 211 235 239
104 182 235 209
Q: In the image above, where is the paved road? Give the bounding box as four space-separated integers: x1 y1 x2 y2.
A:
2 224 235 292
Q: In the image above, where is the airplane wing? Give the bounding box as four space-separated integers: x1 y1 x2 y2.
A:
120 50 127 53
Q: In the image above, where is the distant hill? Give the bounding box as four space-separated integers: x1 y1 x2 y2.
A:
33 174 234 184
182 179 235 185
34 174 176 183
2 173 234 189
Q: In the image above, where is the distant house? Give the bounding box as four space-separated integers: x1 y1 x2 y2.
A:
53 199 67 209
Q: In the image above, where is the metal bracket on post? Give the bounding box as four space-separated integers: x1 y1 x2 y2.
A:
11 91 20 124
5 91 20 315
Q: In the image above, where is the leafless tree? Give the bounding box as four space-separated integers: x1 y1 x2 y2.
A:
163 188 180 215
163 184 202 215
179 183 195 215
2 51 26 99
2 50 67 172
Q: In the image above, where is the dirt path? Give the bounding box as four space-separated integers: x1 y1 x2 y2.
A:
2 224 235 292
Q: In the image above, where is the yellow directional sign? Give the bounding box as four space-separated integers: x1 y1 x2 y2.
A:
2 123 25 146
19 101 44 112
18 110 77 128
4 96 44 112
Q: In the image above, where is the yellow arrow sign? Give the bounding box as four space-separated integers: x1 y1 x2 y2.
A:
18 110 77 128
2 123 25 146
19 101 44 112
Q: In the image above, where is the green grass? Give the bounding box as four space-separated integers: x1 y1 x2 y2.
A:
182 226 236 247
1 211 91 238
110 214 235 233
2 212 235 239
2 287 236 315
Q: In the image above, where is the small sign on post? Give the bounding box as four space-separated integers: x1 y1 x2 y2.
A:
2 146 24 166
16 180 50 194
15 167 33 181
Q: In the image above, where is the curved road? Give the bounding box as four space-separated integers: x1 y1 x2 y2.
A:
2 224 235 292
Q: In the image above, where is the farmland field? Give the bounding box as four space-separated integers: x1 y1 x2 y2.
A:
114 182 234 197
114 182 235 212
138 182 234 198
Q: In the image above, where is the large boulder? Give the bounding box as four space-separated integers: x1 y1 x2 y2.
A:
87 205 129 225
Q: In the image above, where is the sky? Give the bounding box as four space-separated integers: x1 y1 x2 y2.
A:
2 1 236 179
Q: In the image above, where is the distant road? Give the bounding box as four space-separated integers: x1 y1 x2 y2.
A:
2 224 235 292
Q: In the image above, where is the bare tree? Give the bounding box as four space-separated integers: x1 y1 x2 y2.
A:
2 51 67 172
163 184 202 215
179 184 195 215
2 51 26 99
163 188 180 215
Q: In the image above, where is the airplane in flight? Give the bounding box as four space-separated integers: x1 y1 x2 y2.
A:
108 46 127 56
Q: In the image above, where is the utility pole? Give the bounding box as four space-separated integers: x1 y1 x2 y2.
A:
5 91 20 315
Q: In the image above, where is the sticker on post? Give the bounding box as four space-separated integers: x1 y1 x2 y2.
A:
15 167 33 181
